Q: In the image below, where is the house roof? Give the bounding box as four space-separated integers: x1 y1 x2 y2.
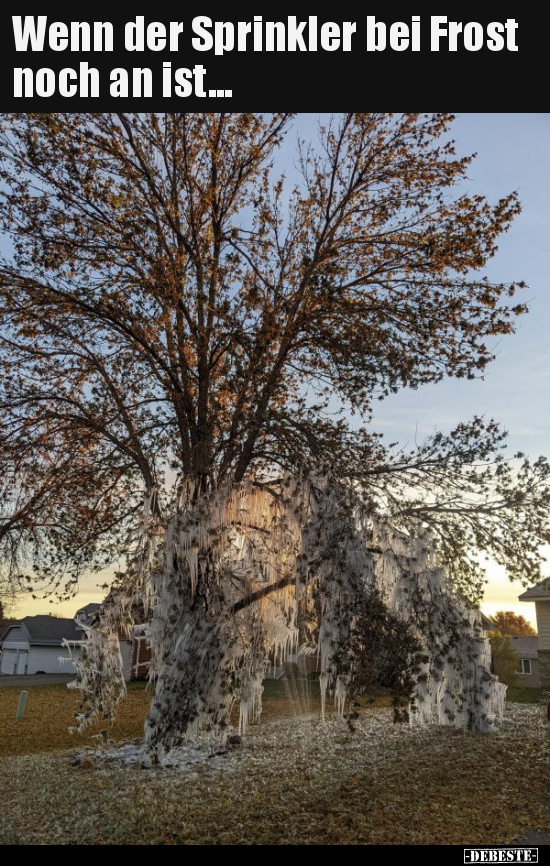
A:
480 613 495 632
0 623 13 643
518 580 550 601
1 616 81 647
75 603 102 625
509 636 539 660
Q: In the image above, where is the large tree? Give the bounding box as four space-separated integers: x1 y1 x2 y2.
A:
0 114 547 749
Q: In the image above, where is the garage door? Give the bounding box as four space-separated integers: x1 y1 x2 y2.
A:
1 649 17 675
16 651 28 675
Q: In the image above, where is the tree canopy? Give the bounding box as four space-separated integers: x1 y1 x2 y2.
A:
0 112 547 601
490 611 537 636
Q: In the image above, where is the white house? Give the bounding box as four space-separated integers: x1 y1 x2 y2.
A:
73 603 137 681
0 615 83 675
0 603 146 680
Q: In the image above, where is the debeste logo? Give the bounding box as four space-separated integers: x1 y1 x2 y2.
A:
464 850 538 863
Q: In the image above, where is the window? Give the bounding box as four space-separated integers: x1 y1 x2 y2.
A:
517 659 532 675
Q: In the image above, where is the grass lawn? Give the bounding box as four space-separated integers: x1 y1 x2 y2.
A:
0 682 151 759
0 679 300 760
0 679 549 845
0 675 534 761
506 686 547 704
0 676 394 760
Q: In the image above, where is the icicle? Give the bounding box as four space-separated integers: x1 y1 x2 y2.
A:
334 676 347 717
77 473 505 749
319 672 328 723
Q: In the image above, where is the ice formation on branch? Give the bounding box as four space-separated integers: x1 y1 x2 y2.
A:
72 478 505 751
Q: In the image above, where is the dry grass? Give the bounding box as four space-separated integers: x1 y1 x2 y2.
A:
0 677 388 760
0 683 549 845
0 683 151 759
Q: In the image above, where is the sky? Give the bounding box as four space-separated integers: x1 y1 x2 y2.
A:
367 114 550 625
8 113 550 627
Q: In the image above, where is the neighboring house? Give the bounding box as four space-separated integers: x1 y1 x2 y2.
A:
519 580 550 689
0 603 152 681
74 603 149 682
0 616 82 675
509 636 541 688
480 613 495 638
131 628 153 680
75 603 102 626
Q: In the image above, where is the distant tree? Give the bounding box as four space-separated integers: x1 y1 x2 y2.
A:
0 599 13 633
490 635 520 687
491 611 537 636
